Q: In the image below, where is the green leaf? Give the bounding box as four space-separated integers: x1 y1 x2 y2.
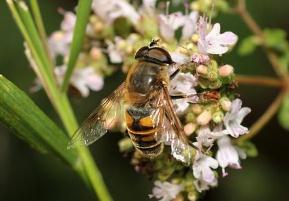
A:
278 95 289 130
61 0 93 92
0 75 79 166
238 36 259 56
264 28 287 51
239 141 258 157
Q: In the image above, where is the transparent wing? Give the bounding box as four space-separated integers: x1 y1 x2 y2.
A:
68 82 126 149
161 85 193 165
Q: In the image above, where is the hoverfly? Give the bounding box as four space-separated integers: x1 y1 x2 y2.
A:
68 40 194 164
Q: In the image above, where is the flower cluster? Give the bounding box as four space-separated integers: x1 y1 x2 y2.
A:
46 0 252 200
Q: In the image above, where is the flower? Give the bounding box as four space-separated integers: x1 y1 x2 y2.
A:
193 152 218 191
149 180 184 201
170 52 190 65
158 12 185 42
92 0 140 25
181 11 199 40
191 53 210 64
216 136 247 176
194 126 229 150
169 72 198 114
142 0 157 13
48 11 76 58
223 98 251 138
106 34 140 63
197 18 238 55
55 66 104 97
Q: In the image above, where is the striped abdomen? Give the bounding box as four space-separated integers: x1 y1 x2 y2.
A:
125 106 163 158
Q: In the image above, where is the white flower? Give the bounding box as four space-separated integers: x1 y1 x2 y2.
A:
48 12 76 58
194 126 229 150
170 72 198 95
106 39 124 63
181 11 199 40
194 177 218 192
193 152 218 190
149 180 184 201
170 52 190 65
197 17 238 55
169 72 198 114
60 11 76 32
223 98 251 138
55 66 104 97
142 0 157 13
92 0 140 25
158 12 185 42
216 136 247 177
106 34 139 63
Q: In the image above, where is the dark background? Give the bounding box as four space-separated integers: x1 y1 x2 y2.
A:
0 1 289 201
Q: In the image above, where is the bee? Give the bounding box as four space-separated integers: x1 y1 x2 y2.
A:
68 40 193 163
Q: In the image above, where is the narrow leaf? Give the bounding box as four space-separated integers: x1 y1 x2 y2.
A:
0 75 78 167
61 0 93 92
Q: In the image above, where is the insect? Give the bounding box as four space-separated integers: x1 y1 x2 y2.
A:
68 40 193 164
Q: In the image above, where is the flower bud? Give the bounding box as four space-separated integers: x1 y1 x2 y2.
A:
196 65 208 75
212 111 224 124
196 110 212 126
219 64 234 77
184 123 197 136
191 34 199 43
188 192 197 201
192 104 202 114
90 47 102 60
220 97 232 111
186 112 196 122
118 138 133 152
207 60 219 81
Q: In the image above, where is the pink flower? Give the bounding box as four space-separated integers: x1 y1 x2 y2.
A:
92 0 140 25
193 152 218 191
216 136 247 176
158 12 185 42
48 12 76 58
55 66 104 97
169 72 198 114
223 98 251 138
181 11 199 40
149 181 183 201
197 18 238 55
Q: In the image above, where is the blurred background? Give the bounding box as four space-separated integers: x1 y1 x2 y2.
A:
0 0 289 201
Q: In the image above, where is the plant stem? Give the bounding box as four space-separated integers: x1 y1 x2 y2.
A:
61 0 92 93
29 0 52 66
234 0 289 142
235 0 289 82
236 74 283 88
7 1 112 200
236 90 286 143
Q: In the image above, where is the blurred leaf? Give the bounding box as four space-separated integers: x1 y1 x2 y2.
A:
263 28 287 51
278 95 289 130
0 75 79 166
239 141 258 157
238 36 259 56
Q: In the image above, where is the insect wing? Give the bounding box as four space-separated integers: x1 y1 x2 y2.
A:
161 86 193 164
68 83 126 148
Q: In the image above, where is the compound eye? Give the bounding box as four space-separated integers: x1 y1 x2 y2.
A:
135 46 149 59
147 47 173 65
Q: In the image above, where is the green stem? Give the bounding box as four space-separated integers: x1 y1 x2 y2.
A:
7 1 112 200
61 0 93 93
29 0 53 67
